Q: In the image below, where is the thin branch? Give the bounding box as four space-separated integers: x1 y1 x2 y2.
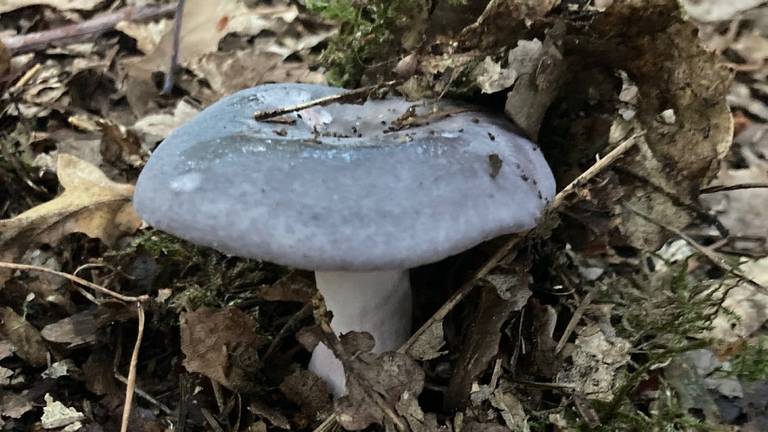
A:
700 182 768 194
161 0 186 95
555 289 596 354
0 261 149 303
120 302 146 432
549 132 644 210
622 202 768 295
253 80 400 121
2 4 176 54
115 372 173 415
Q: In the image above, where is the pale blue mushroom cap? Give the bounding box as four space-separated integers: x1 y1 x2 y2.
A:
133 84 555 271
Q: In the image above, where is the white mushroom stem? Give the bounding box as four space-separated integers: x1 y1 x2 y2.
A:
309 270 412 397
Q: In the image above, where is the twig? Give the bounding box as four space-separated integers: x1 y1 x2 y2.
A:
548 132 644 210
700 182 768 194
399 131 643 354
253 80 399 121
2 4 176 54
120 302 146 432
513 379 576 391
622 203 768 295
115 372 173 415
0 261 149 303
162 0 186 95
555 289 596 354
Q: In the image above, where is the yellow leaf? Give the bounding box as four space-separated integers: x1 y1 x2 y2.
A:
0 154 141 283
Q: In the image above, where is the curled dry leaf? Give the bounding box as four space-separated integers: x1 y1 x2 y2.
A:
0 307 48 368
180 307 267 392
0 154 141 284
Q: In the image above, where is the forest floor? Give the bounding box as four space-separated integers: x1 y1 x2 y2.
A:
1 0 768 431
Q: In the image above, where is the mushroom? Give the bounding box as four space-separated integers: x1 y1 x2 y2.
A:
133 83 555 396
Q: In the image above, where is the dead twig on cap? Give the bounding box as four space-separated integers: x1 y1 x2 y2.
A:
253 80 400 121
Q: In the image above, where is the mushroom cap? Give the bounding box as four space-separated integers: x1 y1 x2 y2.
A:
134 84 555 271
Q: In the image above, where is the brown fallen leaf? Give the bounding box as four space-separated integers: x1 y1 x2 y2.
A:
0 307 48 367
0 392 33 420
41 303 134 348
0 154 142 284
445 266 532 411
280 369 333 420
180 307 267 392
335 349 425 431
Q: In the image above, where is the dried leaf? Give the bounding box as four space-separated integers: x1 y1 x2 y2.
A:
180 307 267 392
405 321 446 361
336 351 425 430
40 393 85 429
249 400 291 430
1 393 33 419
0 154 141 284
679 0 765 22
131 100 200 146
41 303 134 348
556 323 631 401
0 307 48 367
395 390 440 432
279 370 333 417
254 271 316 303
0 339 14 360
83 349 119 396
489 384 530 432
0 40 9 76
0 0 101 13
445 265 531 410
100 120 145 168
503 27 566 139
473 56 519 94
125 0 299 113
705 257 768 341
115 19 171 54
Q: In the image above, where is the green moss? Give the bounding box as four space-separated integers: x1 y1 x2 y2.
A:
116 230 285 311
587 258 738 429
722 337 768 382
307 0 430 87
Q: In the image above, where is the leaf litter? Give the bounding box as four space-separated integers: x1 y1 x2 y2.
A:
1 0 768 430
